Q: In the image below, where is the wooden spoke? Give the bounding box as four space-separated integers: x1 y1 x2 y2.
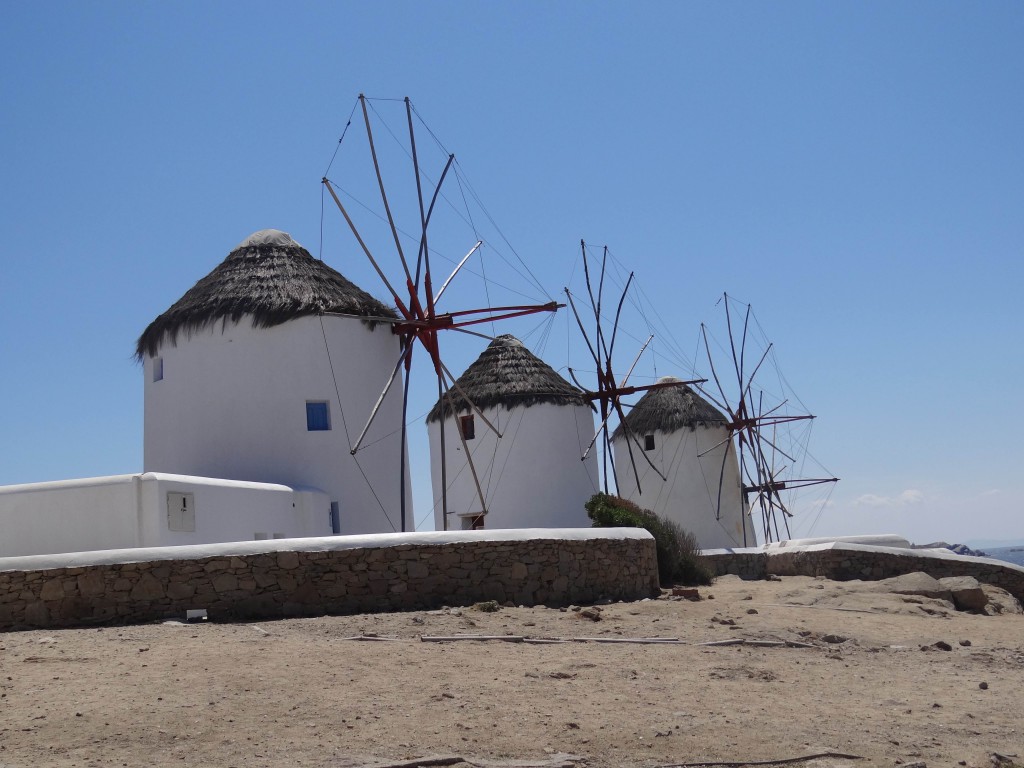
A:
618 334 653 388
615 406 668 483
699 323 734 414
434 241 483 305
607 272 635 363
405 96 427 291
350 345 412 455
322 179 411 318
442 378 489 517
565 288 601 368
359 94 412 286
418 153 454 315
438 360 503 438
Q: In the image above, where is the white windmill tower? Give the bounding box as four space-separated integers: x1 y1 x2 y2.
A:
426 334 599 530
611 377 755 548
138 228 412 535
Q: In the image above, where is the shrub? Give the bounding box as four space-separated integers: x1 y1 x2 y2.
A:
585 492 712 586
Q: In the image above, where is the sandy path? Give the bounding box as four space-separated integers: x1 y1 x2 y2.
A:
1 575 1022 768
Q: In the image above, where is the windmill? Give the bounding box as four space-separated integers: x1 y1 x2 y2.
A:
563 240 706 497
321 95 561 531
696 293 839 543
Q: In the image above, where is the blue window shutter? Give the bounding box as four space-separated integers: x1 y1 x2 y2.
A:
306 402 330 431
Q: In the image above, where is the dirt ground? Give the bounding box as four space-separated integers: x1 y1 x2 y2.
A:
1 574 1023 768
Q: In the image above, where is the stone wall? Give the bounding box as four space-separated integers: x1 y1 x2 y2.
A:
699 545 1024 602
0 533 659 630
700 550 767 580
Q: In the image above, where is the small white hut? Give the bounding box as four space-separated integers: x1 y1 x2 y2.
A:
138 229 412 535
611 376 756 548
426 335 599 531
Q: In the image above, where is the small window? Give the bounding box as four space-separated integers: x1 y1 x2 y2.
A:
459 414 476 440
167 492 195 532
330 502 341 535
644 434 656 451
461 514 485 530
306 401 331 431
153 357 164 382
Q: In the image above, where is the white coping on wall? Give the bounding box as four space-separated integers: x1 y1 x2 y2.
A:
702 536 911 557
703 539 1024 576
0 472 307 495
765 534 912 549
0 528 654 573
767 540 1024 573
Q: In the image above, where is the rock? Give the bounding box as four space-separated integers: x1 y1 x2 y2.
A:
166 582 196 600
990 753 1019 767
276 551 299 570
39 579 66 601
24 602 49 626
932 641 953 651
982 585 1023 615
579 607 602 621
874 572 952 602
129 574 166 601
211 574 239 594
938 576 988 611
406 561 429 580
979 681 989 690
672 587 700 600
472 600 500 613
746 608 758 615
959 639 971 647
76 570 105 597
821 634 847 644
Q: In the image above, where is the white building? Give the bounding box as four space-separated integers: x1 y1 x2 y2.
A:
611 377 756 549
0 229 413 558
139 229 411 536
427 335 599 531
0 473 329 558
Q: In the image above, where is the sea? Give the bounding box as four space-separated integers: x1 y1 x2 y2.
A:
981 546 1024 568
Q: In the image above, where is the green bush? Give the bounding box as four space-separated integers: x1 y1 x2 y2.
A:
585 492 713 587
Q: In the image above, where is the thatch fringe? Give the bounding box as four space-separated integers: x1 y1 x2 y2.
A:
611 377 726 439
136 229 397 360
427 335 589 422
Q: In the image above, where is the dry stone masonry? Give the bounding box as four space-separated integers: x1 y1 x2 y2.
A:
0 531 659 630
700 544 1024 603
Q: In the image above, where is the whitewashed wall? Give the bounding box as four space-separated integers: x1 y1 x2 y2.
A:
136 474 330 547
144 315 412 534
612 424 756 548
427 402 599 531
0 473 331 558
0 475 141 557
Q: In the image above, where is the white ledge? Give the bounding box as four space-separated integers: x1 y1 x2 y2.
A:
0 528 653 573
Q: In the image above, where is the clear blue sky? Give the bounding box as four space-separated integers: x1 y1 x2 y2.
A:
2 2 1021 544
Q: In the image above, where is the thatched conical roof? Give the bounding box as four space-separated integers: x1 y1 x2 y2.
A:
427 335 589 423
612 376 727 439
136 229 397 359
